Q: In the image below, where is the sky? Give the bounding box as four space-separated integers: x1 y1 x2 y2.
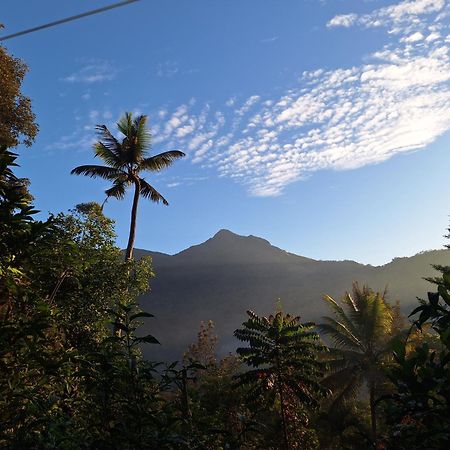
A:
2 0 450 265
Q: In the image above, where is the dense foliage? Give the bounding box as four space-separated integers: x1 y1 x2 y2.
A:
0 145 161 448
380 231 450 449
0 41 38 148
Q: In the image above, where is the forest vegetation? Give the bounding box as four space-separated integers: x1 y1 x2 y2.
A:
2 41 450 450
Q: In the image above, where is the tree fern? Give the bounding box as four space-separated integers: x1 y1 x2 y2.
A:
235 310 328 449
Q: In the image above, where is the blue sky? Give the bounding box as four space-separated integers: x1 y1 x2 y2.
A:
2 0 450 265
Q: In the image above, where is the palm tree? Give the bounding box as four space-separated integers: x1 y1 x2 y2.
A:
234 310 328 450
71 113 184 260
319 283 400 441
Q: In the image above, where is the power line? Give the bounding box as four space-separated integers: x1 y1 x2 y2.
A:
0 0 141 42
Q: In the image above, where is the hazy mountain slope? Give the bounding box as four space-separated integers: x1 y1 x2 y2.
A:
134 231 449 361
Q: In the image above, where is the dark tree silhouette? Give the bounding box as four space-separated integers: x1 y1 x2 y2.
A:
71 112 184 259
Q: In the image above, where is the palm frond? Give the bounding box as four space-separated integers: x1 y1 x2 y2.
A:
373 293 393 335
116 112 133 138
95 124 122 155
319 319 362 351
70 165 125 181
322 356 352 375
344 291 359 313
105 180 128 200
94 142 122 168
133 114 152 153
140 150 185 172
139 179 169 205
323 294 360 339
116 113 152 164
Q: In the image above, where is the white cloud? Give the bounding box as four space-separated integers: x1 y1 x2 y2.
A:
158 108 168 119
47 107 120 153
226 97 236 107
46 129 96 152
156 61 179 78
327 13 358 28
89 110 99 121
176 123 196 138
59 1 450 197
192 140 214 163
376 0 445 22
236 95 261 116
63 59 118 83
403 31 425 42
149 0 450 197
328 0 446 30
426 31 441 41
151 103 226 157
261 36 279 43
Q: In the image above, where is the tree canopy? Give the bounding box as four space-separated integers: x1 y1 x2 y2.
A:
0 42 38 148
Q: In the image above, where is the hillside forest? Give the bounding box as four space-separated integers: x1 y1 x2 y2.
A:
2 40 450 450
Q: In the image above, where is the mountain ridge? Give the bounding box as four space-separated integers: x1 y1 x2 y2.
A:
133 230 449 361
135 228 439 267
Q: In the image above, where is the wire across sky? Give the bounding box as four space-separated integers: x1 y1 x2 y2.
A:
0 0 141 42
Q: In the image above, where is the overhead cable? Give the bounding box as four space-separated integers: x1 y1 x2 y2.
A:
0 0 141 42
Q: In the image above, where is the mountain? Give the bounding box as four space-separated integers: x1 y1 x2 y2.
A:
134 230 449 361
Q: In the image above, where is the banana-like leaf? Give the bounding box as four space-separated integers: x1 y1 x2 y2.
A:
135 334 160 345
130 311 155 321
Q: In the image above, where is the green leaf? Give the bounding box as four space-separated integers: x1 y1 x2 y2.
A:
438 285 450 306
135 334 160 345
187 362 207 371
443 272 450 285
428 291 439 306
130 311 155 321
113 322 129 333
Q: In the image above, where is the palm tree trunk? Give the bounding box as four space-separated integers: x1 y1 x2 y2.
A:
369 382 377 441
125 179 140 260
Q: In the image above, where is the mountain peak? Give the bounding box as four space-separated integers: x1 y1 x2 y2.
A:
210 229 274 248
212 229 238 239
171 228 303 266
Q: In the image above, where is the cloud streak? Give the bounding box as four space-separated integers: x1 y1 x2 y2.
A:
328 0 445 31
63 59 118 84
46 107 116 152
151 0 450 196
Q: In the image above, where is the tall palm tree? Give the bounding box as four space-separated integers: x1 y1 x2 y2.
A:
71 113 184 260
319 283 399 441
235 310 328 450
